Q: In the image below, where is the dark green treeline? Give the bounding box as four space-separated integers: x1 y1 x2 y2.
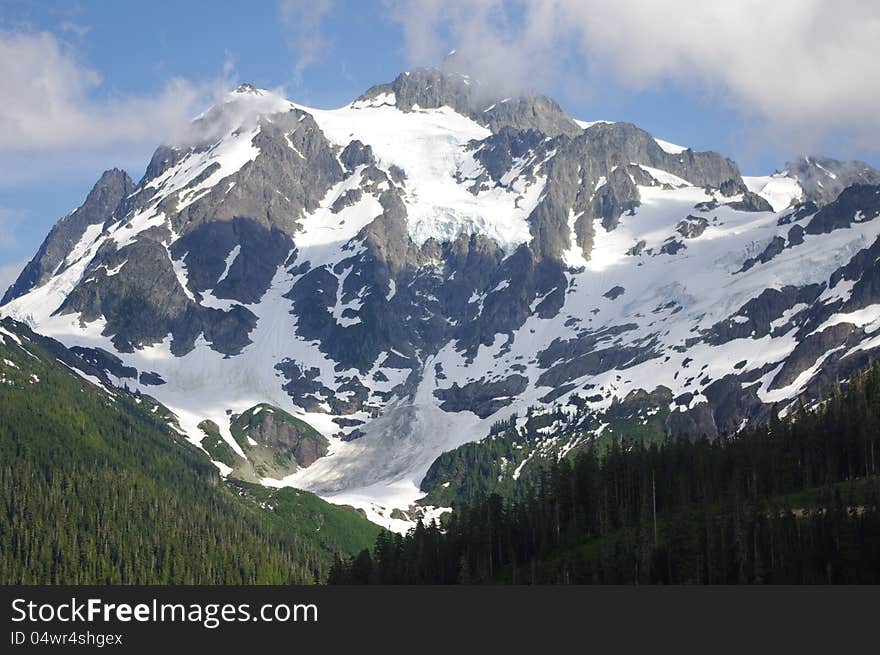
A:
330 365 880 584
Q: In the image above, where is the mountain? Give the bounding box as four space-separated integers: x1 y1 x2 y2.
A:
0 317 381 583
330 362 880 584
3 67 880 529
328 363 880 585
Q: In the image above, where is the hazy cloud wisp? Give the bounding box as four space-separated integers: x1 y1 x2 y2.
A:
385 0 880 153
280 0 334 79
0 29 223 152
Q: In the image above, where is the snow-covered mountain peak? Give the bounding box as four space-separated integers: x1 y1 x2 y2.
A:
743 155 880 213
783 155 880 205
233 82 261 95
5 68 880 530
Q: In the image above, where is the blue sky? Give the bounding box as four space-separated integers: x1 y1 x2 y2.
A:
1 0 878 287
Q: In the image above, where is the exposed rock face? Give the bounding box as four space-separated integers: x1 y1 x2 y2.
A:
727 191 774 213
2 169 134 304
171 218 295 304
785 156 880 205
481 95 583 138
603 286 625 300
434 374 528 418
738 236 786 272
57 227 259 355
676 216 709 239
805 184 880 234
0 316 128 392
526 121 743 261
707 285 823 345
666 402 718 439
468 128 552 188
357 67 582 138
203 405 329 482
770 323 856 390
70 345 138 380
168 111 344 237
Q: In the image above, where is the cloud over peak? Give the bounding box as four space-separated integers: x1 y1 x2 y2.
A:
386 0 880 153
0 29 222 152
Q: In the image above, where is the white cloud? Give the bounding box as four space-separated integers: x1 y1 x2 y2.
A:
385 0 880 153
0 29 225 152
280 0 334 79
0 260 25 296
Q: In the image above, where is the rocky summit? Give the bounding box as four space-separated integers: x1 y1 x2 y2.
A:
4 66 880 529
